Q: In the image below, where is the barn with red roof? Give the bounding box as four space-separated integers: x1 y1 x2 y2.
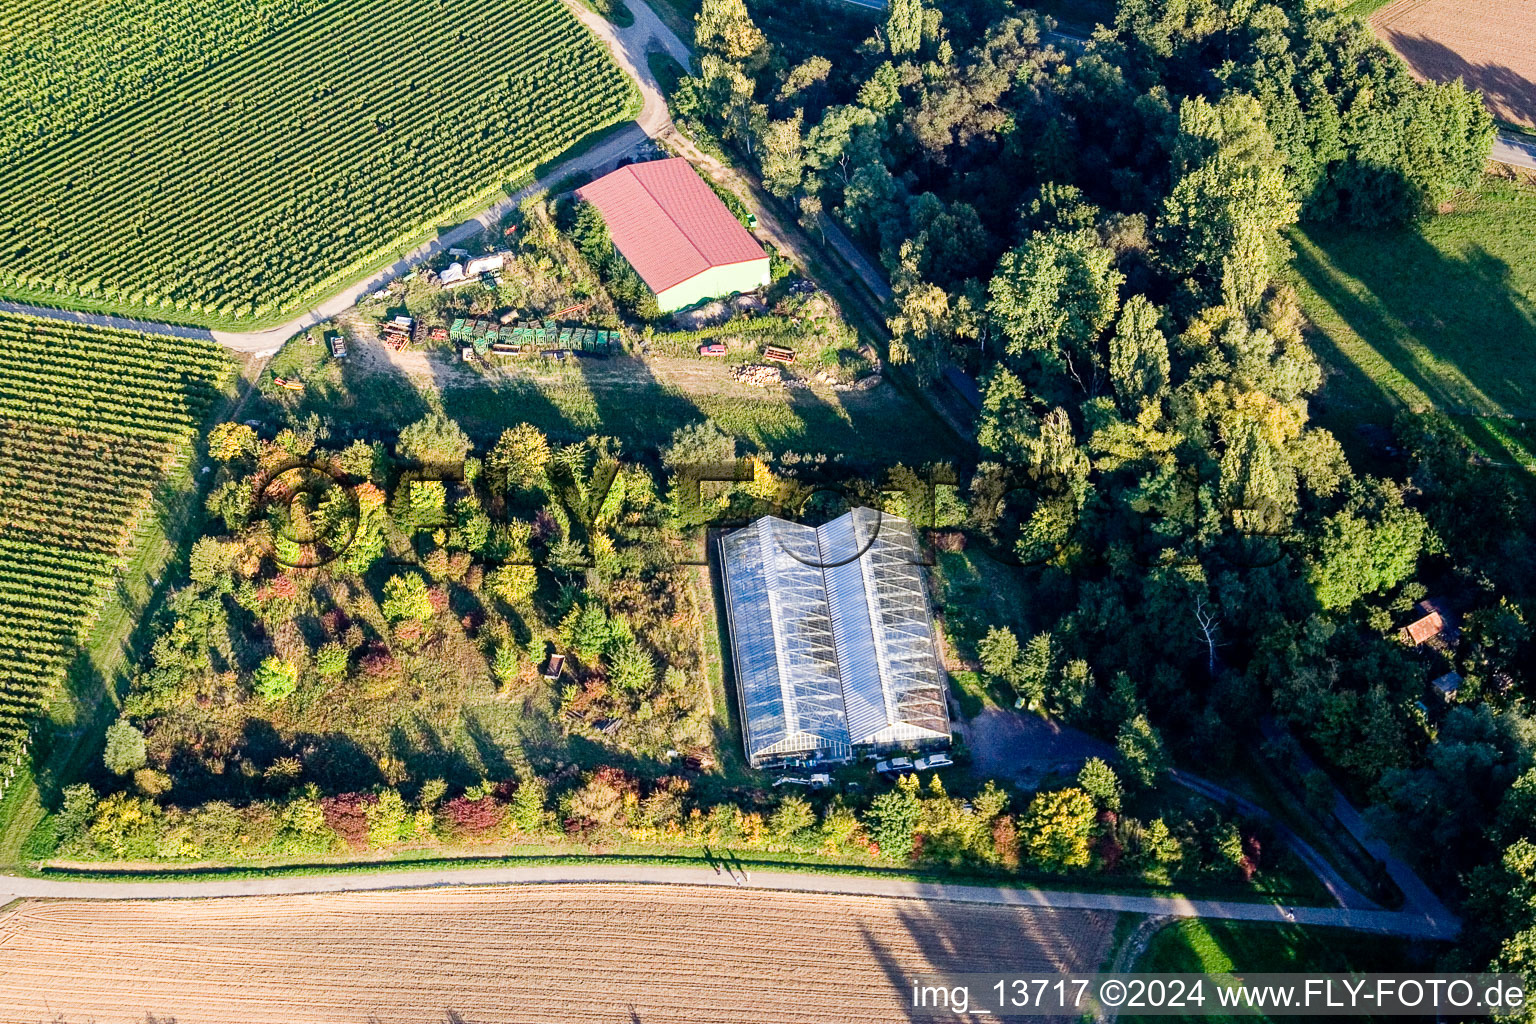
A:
575 158 770 312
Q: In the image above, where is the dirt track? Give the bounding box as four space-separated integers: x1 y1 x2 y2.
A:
0 883 1114 1024
1372 0 1536 127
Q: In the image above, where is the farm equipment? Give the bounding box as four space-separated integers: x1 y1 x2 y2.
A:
379 314 414 351
764 345 796 364
327 332 346 358
698 342 727 356
459 316 617 359
273 377 305 392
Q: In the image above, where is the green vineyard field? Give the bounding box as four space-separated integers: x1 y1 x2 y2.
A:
0 0 636 328
0 312 233 768
0 0 330 165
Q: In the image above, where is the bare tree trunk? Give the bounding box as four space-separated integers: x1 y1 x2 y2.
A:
1194 595 1220 677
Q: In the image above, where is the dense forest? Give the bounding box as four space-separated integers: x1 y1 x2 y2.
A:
675 0 1536 984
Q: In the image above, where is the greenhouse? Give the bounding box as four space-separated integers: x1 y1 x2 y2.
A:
719 507 951 768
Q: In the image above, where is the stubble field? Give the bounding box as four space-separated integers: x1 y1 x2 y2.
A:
0 884 1115 1024
1371 0 1536 126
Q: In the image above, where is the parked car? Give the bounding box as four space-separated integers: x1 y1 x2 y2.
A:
875 757 915 776
914 754 953 771
698 342 727 356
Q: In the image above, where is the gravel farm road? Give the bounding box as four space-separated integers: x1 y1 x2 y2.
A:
0 862 1459 939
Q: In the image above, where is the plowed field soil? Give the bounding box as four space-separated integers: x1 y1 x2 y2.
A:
0 883 1115 1024
1372 0 1536 127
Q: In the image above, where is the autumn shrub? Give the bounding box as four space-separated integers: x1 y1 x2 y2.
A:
364 788 413 847
321 792 375 847
445 795 507 837
992 814 1020 869
565 767 638 836
359 646 398 678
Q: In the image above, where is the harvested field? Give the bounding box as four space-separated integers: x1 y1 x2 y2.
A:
0 884 1115 1024
1371 0 1536 127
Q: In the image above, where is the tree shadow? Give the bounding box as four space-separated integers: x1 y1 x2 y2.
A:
1375 30 1536 128
574 349 703 455
1290 212 1536 467
388 716 477 792
425 343 604 450
459 706 515 781
290 731 384 793
857 899 1115 1022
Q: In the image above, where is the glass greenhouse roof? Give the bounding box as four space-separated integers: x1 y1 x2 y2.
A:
719 507 951 767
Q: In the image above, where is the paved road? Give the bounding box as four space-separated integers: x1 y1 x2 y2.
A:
592 0 902 308
1259 718 1456 934
1171 769 1377 913
205 133 651 355
1492 130 1536 171
965 708 1378 913
0 300 215 342
7 0 900 354
0 862 1458 938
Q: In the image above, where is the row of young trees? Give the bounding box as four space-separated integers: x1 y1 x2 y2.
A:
676 0 1533 984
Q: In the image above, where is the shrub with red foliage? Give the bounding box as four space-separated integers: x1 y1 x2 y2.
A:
590 766 639 796
320 609 351 636
460 611 484 635
321 792 376 847
1097 832 1123 871
444 795 506 836
427 587 449 613
360 645 397 677
257 573 299 602
929 530 966 552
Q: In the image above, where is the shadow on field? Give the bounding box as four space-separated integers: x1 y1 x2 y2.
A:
859 902 1108 1022
576 347 696 452
428 347 612 450
1292 216 1536 466
1377 32 1536 128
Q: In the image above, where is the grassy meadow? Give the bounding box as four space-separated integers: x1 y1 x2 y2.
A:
1126 919 1427 1024
1289 173 1536 468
